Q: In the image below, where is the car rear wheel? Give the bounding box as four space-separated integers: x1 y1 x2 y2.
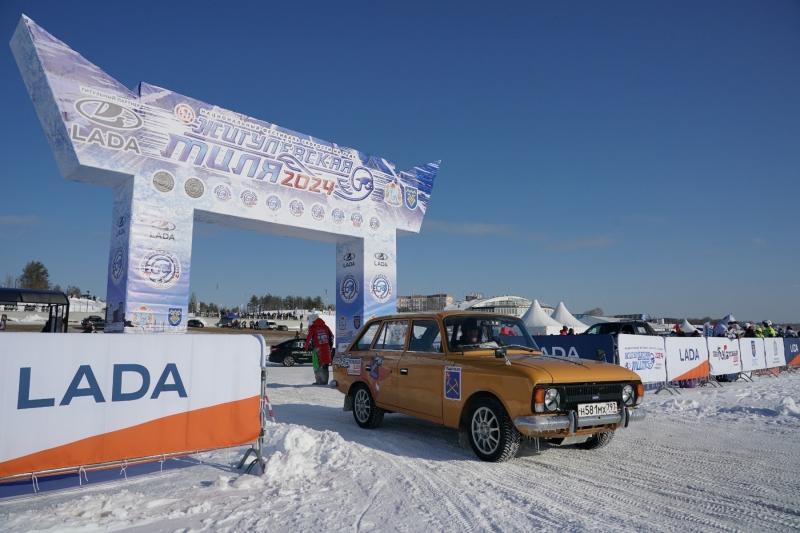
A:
282 355 295 367
577 430 615 450
467 398 520 462
352 385 384 429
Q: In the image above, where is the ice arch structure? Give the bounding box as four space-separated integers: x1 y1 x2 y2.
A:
11 16 438 346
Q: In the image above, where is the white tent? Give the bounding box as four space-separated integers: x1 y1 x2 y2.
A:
551 302 588 333
522 299 563 335
678 319 697 334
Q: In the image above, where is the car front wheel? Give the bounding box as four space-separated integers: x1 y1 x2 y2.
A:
352 385 384 429
282 355 295 367
467 398 520 462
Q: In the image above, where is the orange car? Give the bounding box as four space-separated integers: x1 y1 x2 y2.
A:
333 311 645 462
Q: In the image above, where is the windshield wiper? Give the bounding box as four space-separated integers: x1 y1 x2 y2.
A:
499 344 538 353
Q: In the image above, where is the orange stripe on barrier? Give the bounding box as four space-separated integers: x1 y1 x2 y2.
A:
789 354 800 367
672 361 710 382
0 395 260 479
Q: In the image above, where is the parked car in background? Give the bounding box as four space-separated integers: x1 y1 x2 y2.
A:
187 319 204 328
583 320 656 336
333 311 645 462
80 315 105 330
254 319 289 331
268 337 312 366
216 317 234 328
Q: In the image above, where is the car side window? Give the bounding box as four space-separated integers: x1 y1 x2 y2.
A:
620 325 635 334
408 320 443 353
353 322 382 351
585 325 599 335
374 320 409 351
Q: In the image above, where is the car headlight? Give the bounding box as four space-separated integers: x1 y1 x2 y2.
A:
544 388 560 412
622 384 635 406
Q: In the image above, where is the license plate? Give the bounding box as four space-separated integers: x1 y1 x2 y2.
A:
577 402 619 417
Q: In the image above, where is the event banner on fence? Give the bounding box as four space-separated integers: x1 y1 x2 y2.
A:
0 333 262 480
785 339 800 367
617 334 666 384
532 335 616 363
706 337 742 376
763 337 786 368
739 338 767 372
664 337 710 382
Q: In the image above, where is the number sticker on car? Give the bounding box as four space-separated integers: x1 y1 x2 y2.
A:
577 402 619 417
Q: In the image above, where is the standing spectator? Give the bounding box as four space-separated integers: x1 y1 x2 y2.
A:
305 314 334 385
785 325 797 338
763 320 777 338
0 314 7 331
743 323 757 338
567 328 575 335
559 326 568 336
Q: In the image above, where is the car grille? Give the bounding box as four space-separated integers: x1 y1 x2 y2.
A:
559 383 623 409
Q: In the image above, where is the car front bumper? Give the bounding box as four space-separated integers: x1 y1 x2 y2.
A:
514 407 645 436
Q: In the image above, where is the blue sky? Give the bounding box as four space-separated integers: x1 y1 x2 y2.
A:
1 0 798 321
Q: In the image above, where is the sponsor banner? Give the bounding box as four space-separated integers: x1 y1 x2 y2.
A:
617 335 666 384
0 333 262 480
739 338 767 372
532 335 615 363
785 339 800 367
664 337 710 382
706 337 742 376
763 337 786 368
11 16 434 336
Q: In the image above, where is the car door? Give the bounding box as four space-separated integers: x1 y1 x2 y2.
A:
365 319 409 408
396 319 445 421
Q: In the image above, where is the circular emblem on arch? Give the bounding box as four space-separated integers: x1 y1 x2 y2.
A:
340 274 359 304
369 217 381 231
139 250 181 289
311 204 325 221
332 208 345 224
351 212 363 227
173 102 196 124
266 195 282 211
214 184 231 201
370 274 392 302
184 177 205 199
111 248 125 284
240 189 258 207
152 170 175 193
289 200 304 217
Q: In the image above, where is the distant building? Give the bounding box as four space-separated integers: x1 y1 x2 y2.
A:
446 295 541 318
397 293 454 312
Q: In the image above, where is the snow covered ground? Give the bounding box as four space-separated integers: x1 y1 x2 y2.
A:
1 369 799 532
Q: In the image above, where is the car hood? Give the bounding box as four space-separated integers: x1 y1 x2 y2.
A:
454 349 639 384
508 354 638 383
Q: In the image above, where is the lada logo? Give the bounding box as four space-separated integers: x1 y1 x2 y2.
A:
75 98 142 130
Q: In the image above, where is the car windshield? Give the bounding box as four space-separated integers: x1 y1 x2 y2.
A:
444 315 537 351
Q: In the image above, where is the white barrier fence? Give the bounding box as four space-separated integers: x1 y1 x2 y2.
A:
619 335 788 385
707 337 742 376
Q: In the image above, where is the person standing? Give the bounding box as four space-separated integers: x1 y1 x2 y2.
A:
305 314 334 385
0 314 7 331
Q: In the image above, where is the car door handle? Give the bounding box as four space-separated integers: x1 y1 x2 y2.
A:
400 368 408 375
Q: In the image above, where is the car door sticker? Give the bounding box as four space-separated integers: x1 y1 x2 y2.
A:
444 366 462 401
346 357 361 376
368 355 392 393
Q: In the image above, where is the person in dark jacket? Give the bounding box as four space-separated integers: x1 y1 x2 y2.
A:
305 314 334 385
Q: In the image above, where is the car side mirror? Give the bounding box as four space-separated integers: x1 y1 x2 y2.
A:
494 347 507 359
